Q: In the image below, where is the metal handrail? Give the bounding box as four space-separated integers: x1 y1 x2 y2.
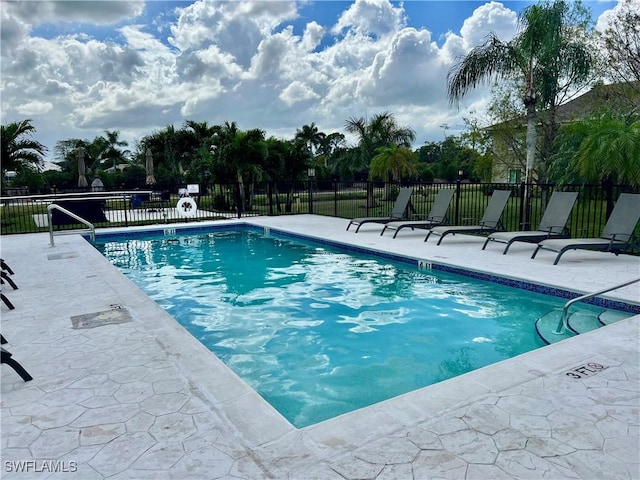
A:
555 277 640 334
47 204 95 247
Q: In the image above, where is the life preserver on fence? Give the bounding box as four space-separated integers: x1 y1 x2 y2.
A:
176 197 197 218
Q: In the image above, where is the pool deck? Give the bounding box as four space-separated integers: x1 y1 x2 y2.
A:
1 214 639 479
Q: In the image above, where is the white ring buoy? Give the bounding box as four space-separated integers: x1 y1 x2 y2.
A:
176 197 197 218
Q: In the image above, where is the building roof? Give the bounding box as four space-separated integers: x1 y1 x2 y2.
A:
486 82 640 130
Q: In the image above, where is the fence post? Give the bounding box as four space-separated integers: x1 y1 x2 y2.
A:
454 179 461 225
334 180 338 217
123 192 129 227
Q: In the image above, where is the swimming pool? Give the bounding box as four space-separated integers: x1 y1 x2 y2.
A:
96 226 619 428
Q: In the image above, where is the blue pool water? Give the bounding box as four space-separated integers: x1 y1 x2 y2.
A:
96 228 599 428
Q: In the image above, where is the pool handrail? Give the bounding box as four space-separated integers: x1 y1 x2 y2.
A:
556 277 640 334
47 203 95 246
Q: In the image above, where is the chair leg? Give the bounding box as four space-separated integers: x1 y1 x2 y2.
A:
502 241 514 255
531 245 543 259
1 259 14 275
1 348 33 382
1 271 18 290
1 294 15 310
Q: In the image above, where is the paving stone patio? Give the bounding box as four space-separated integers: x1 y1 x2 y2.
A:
1 215 638 479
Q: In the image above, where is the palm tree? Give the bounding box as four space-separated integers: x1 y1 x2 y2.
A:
344 112 416 206
447 0 593 221
99 130 129 172
554 114 640 186
184 120 216 142
370 145 419 183
295 123 326 158
343 112 416 177
0 119 47 174
211 122 267 212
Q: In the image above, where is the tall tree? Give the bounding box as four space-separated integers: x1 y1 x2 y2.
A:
1 119 47 173
370 145 419 183
99 130 129 170
184 120 217 143
447 0 594 219
342 112 416 178
211 122 267 212
600 0 640 93
295 123 326 158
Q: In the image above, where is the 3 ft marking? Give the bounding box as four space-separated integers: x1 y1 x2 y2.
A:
564 362 608 379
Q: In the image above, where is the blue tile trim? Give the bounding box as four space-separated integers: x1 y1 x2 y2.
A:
92 223 640 315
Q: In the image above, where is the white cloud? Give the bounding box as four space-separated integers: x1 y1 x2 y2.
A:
279 81 321 106
332 0 406 38
4 0 144 26
16 100 54 116
441 1 518 64
357 27 445 105
0 0 526 159
595 0 637 33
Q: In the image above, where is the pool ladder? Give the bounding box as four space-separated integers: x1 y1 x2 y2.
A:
536 278 639 344
47 204 95 246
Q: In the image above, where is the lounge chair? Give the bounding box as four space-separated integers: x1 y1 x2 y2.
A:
531 193 640 265
1 294 15 310
424 190 512 245
1 259 14 275
482 191 578 254
1 346 33 382
1 271 17 290
1 259 16 309
380 189 454 238
346 187 413 232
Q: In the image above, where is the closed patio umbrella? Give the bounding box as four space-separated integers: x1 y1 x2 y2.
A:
145 149 156 185
77 147 88 188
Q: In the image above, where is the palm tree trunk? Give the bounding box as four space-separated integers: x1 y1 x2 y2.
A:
366 181 376 210
523 91 537 230
236 171 245 214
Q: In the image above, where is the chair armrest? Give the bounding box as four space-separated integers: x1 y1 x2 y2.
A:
605 233 632 243
543 225 570 235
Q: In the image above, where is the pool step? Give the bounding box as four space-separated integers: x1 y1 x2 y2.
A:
535 308 635 345
598 309 634 325
535 310 574 345
567 311 601 334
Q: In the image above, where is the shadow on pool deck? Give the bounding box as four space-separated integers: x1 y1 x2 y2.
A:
1 215 639 479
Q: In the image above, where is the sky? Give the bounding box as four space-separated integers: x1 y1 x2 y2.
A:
0 0 625 164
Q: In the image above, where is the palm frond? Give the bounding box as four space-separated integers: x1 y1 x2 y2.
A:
447 33 518 106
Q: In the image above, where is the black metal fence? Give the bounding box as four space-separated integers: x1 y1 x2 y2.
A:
1 182 638 244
